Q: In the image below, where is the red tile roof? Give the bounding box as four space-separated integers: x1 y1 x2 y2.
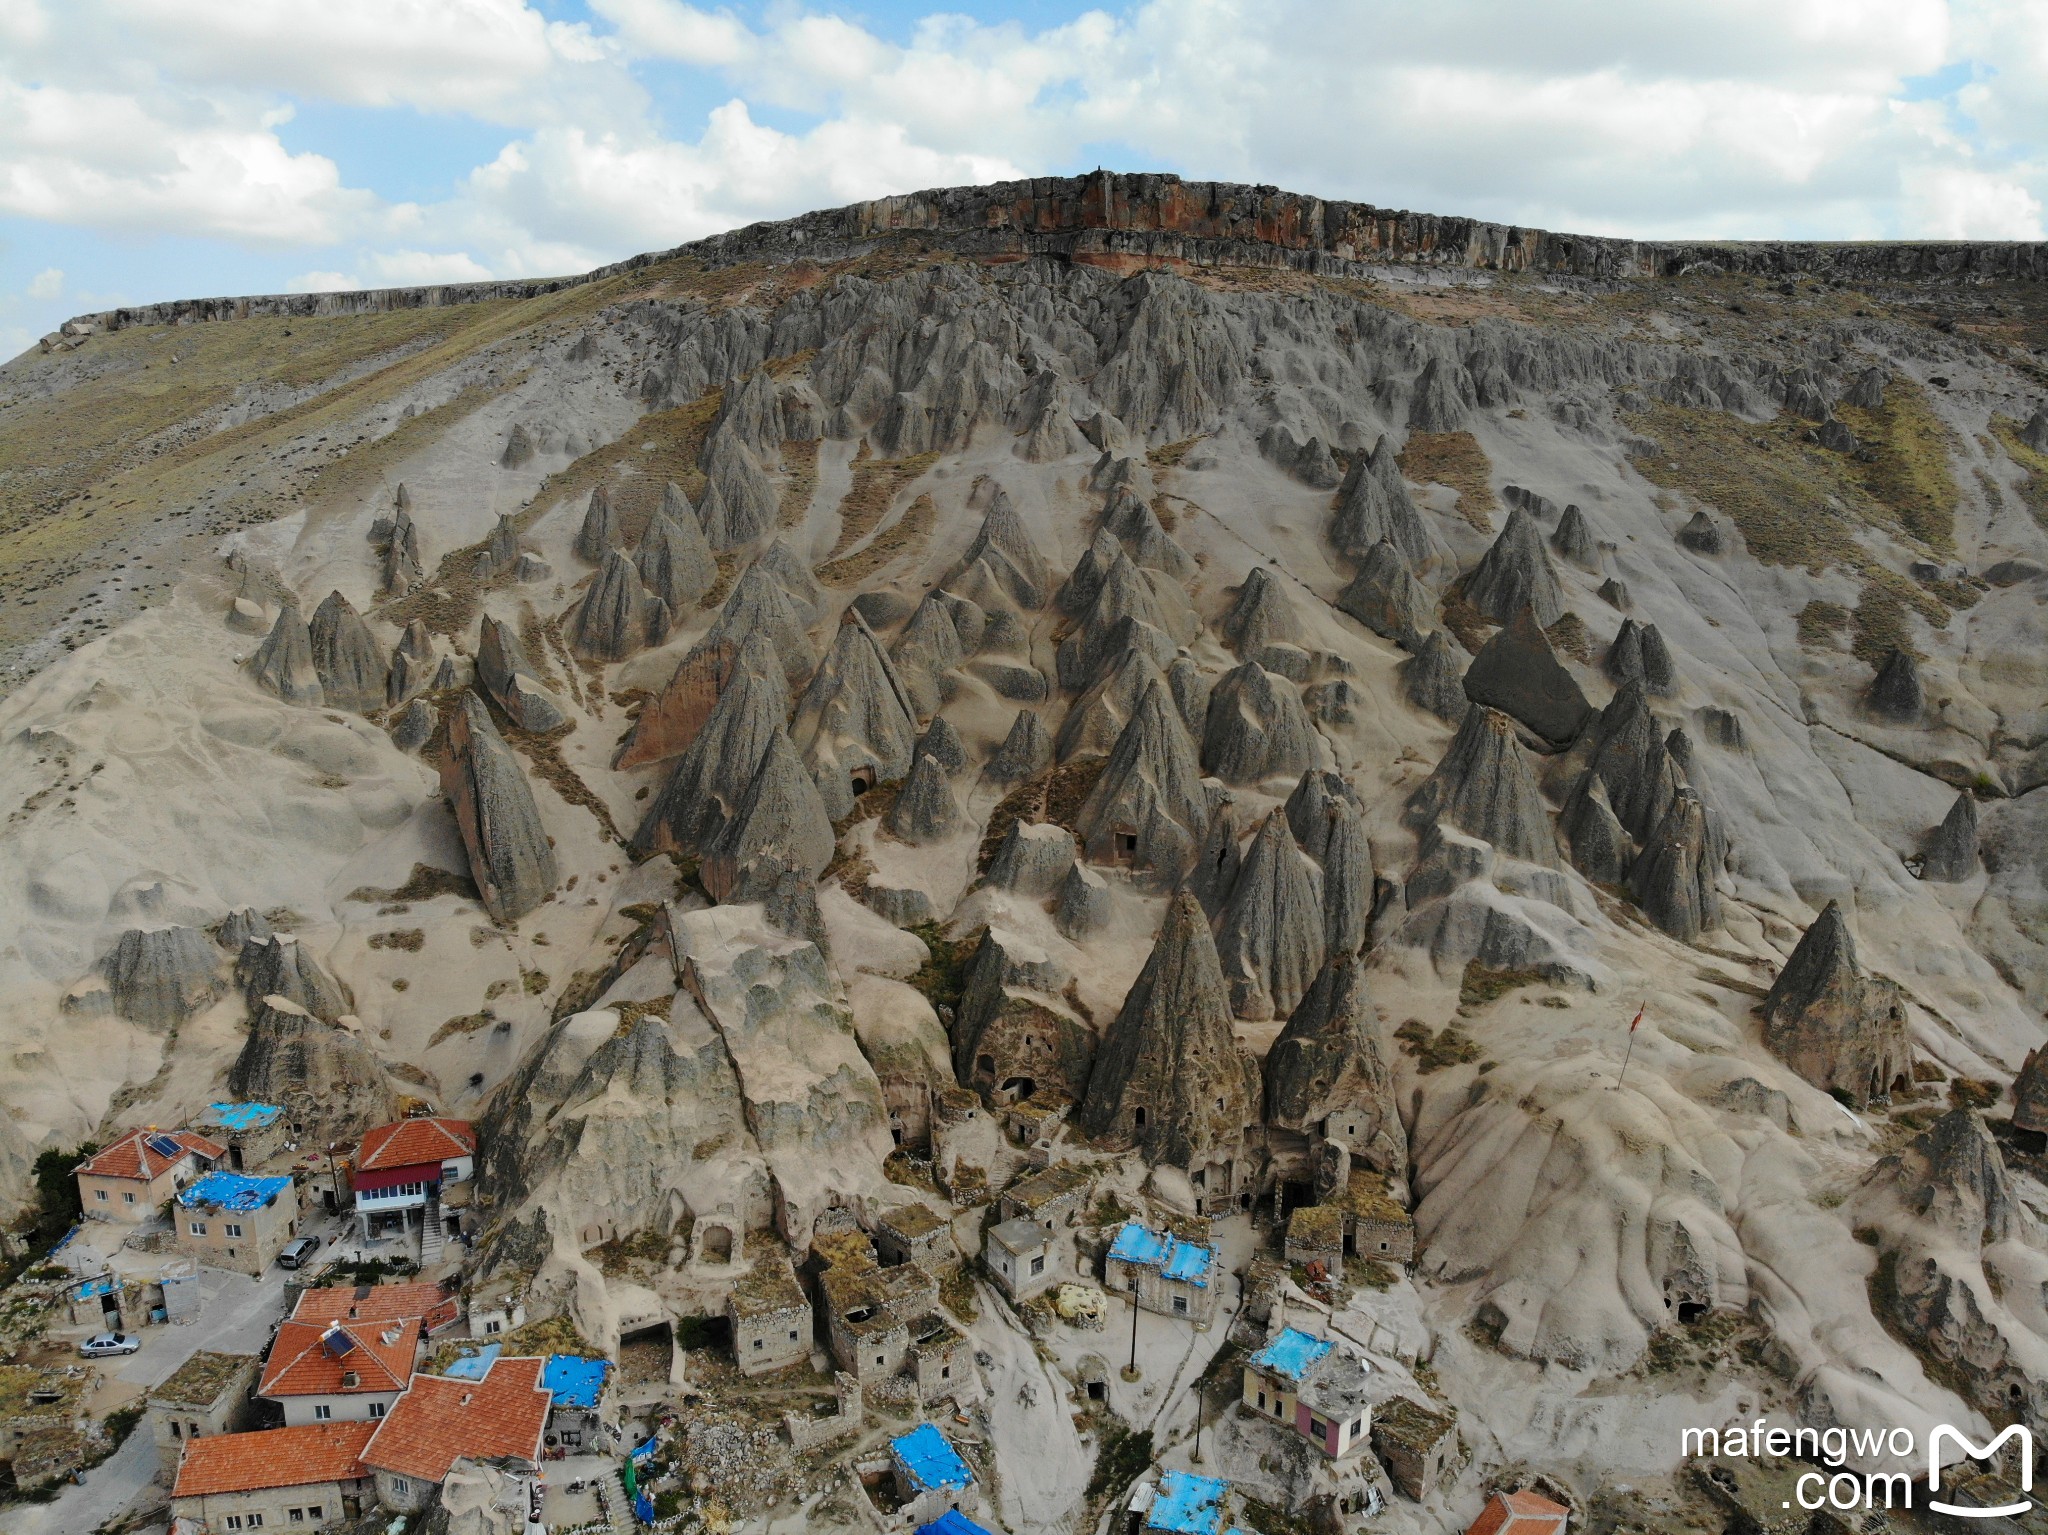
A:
78 1128 224 1184
260 1316 420 1399
172 1420 376 1498
361 1356 549 1484
357 1116 474 1173
292 1281 460 1334
1466 1489 1570 1535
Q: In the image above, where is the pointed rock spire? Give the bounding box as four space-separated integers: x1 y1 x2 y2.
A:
476 615 567 732
1057 648 1169 762
1055 862 1111 939
1077 890 1259 1168
755 537 825 624
1056 528 1122 617
1560 770 1631 885
1868 648 1924 722
440 692 559 922
381 506 424 595
1263 953 1405 1176
1407 706 1557 865
985 708 1052 784
914 715 967 777
1605 618 1676 696
1677 511 1724 555
2013 1047 2048 1135
1214 810 1327 1020
1920 791 1979 883
1184 795 1250 917
1167 655 1211 738
1866 1107 2014 1246
1336 539 1430 649
891 592 969 718
566 548 671 661
1628 786 1720 940
1102 485 1195 580
229 995 395 1145
1760 900 1911 1107
1220 566 1303 657
1400 630 1469 722
1331 435 1434 570
636 485 717 613
985 821 1077 896
703 562 818 685
1589 681 1682 841
791 608 921 821
307 591 387 713
1550 504 1597 568
1462 506 1565 627
885 753 963 845
714 368 786 457
1462 606 1591 747
1075 681 1210 880
1015 370 1090 462
947 484 1053 611
696 424 779 549
1286 772 1373 955
1056 551 1191 692
102 926 224 1031
236 933 350 1022
631 633 791 854
2022 406 2048 453
1407 356 1472 432
248 598 323 706
1200 663 1321 785
698 728 834 901
575 485 624 564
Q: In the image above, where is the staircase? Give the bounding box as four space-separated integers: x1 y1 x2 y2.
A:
419 1190 445 1268
593 1463 635 1533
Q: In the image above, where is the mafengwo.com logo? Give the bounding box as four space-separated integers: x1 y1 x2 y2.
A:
1681 1420 2033 1517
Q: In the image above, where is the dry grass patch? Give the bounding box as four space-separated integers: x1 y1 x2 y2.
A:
824 444 940 560
1398 431 1497 530
820 490 938 588
1990 414 2048 531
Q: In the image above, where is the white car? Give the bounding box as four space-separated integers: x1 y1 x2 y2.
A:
79 1332 141 1358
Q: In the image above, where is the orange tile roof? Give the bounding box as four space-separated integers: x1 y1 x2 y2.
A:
260 1316 420 1399
292 1281 458 1329
172 1420 376 1498
361 1356 549 1484
78 1128 224 1183
357 1116 474 1173
1466 1489 1570 1535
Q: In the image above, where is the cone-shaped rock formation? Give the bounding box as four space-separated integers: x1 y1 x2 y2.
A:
1462 506 1565 627
1868 648 1924 722
1075 681 1210 879
229 995 396 1144
1407 706 1557 866
1462 606 1591 747
566 548 671 662
1401 630 1469 723
440 692 560 922
102 926 224 1030
633 633 792 856
1263 954 1405 1178
1336 539 1430 649
792 609 921 820
885 753 963 845
248 598 323 706
698 728 835 902
575 486 624 564
476 615 568 732
236 933 350 1023
1201 663 1321 785
1214 810 1326 1020
1760 900 1911 1107
637 486 717 613
1920 791 1979 883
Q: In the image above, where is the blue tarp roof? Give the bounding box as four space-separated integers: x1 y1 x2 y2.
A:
73 1275 120 1300
176 1171 289 1211
1108 1221 1214 1288
442 1342 501 1380
543 1353 611 1408
1148 1471 1228 1535
917 1513 996 1535
891 1423 974 1493
1250 1327 1333 1383
206 1102 283 1131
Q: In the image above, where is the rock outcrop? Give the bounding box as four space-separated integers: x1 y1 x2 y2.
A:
307 591 387 713
2014 1047 2048 1136
890 592 971 718
387 620 436 706
636 485 718 613
1559 770 1631 885
101 926 224 1030
985 821 1077 896
1335 539 1430 649
248 598 323 706
1605 618 1677 696
1056 550 1193 691
1462 507 1565 628
1759 901 1911 1106
1676 511 1724 554
228 995 396 1144
698 729 835 902
945 485 1054 610
1201 663 1320 785
1867 648 1924 722
884 753 963 845
1331 435 1434 570
1075 681 1210 879
791 609 921 820
440 692 560 922
1055 862 1111 940
1627 787 1720 941
379 504 425 595
913 715 967 776
985 708 1052 783
951 928 1098 1103
1077 890 1259 1170
1401 630 1469 722
634 633 793 856
1588 681 1685 842
566 549 671 662
1292 775 1374 957
1550 504 1597 568
1920 791 1979 882
1407 706 1557 866
575 485 624 564
476 615 568 732
1219 567 1302 657
696 425 780 549
236 934 350 1022
1462 606 1590 747
703 562 819 685
1213 810 1326 1020
1263 953 1406 1178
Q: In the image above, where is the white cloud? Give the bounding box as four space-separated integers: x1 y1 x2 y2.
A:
27 267 62 300
286 269 362 292
1903 165 2046 237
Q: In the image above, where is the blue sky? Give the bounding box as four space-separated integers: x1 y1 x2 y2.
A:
2 0 2044 358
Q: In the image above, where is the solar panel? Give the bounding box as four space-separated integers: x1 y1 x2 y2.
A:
322 1324 358 1358
144 1133 183 1160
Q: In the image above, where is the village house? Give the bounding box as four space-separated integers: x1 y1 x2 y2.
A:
176 1171 300 1277
727 1258 812 1378
888 1422 985 1527
905 1310 972 1404
169 1419 378 1532
997 1162 1093 1232
351 1116 474 1245
1340 1172 1416 1265
1466 1488 1570 1535
1242 1326 1332 1433
985 1217 1059 1304
290 1279 463 1338
260 1314 420 1425
1242 1328 1372 1459
76 1128 223 1224
146 1350 258 1478
197 1102 290 1172
873 1203 955 1270
1104 1221 1219 1325
1372 1397 1460 1502
541 1354 612 1453
359 1355 550 1515
819 1259 935 1386
1130 1469 1233 1535
1283 1204 1347 1279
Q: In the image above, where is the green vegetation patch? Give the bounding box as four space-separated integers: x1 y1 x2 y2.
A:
1795 599 1849 649
1394 1018 1483 1074
906 921 981 1017
1458 961 1545 1010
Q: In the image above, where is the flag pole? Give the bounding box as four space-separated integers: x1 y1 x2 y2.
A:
1614 999 1647 1091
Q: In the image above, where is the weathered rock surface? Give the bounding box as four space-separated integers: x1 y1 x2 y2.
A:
1077 890 1259 1170
1627 786 1720 941
985 708 1052 783
1867 648 1924 722
248 598 323 706
1335 539 1430 649
229 995 396 1144
1462 506 1565 628
1919 790 1979 882
1054 862 1111 940
566 548 671 662
1219 566 1302 656
1213 810 1326 1020
884 753 962 845
913 715 967 776
476 615 568 732
236 933 350 1022
1605 618 1676 696
704 562 819 686
575 485 624 564
985 821 1077 896
792 609 920 820
1550 504 1597 568
2014 1047 2048 1135
951 928 1097 1103
1676 511 1724 555
306 591 387 713
440 692 560 922
1075 680 1210 879
945 485 1054 611
699 729 836 901
1331 434 1435 570
1407 706 1557 866
1560 770 1631 885
634 634 794 856
1759 901 1911 1106
1462 606 1590 747
636 485 717 612
101 926 224 1030
1401 630 1469 722
1263 953 1406 1178
697 424 780 549
1201 662 1321 785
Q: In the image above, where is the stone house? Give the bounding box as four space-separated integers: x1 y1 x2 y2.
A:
997 1162 1093 1232
819 1261 931 1386
727 1258 811 1378
1103 1221 1219 1325
1241 1326 1331 1434
1466 1488 1569 1535
1340 1174 1416 1265
260 1315 420 1426
147 1350 258 1478
197 1101 291 1172
1372 1397 1459 1502
540 1354 612 1452
169 1419 377 1531
77 1128 223 1224
176 1171 301 1277
888 1422 985 1528
1283 1204 1347 1278
985 1218 1059 1303
906 1311 972 1403
358 1355 549 1515
1298 1350 1373 1459
874 1203 955 1270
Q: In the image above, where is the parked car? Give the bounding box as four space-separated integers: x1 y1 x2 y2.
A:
79 1332 141 1358
278 1236 321 1270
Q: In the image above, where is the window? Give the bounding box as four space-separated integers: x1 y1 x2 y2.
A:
753 1338 764 1350
942 1366 951 1380
1309 1417 1328 1438
94 1189 108 1201
787 1329 798 1341
1257 1390 1267 1411
1029 1255 1045 1277
1172 1296 1188 1315
368 1401 387 1419
170 1421 182 1439
390 1478 411 1498
483 1320 501 1335
314 1404 333 1421
306 1510 322 1522
123 1191 135 1204
226 1518 244 1532
189 1423 201 1438
875 1355 885 1367
189 1221 207 1236
289 1511 306 1525
225 1223 243 1238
